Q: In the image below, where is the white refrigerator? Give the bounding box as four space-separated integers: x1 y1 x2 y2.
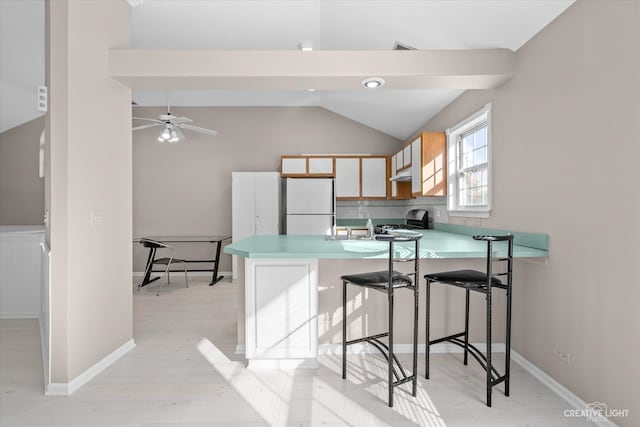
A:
286 178 336 235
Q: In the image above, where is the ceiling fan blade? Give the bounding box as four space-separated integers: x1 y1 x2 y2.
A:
178 124 218 136
133 123 162 131
133 117 163 124
170 116 193 124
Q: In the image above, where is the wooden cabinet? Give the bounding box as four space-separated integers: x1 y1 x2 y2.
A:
335 156 388 200
390 154 397 198
410 132 447 196
281 156 335 177
411 137 421 194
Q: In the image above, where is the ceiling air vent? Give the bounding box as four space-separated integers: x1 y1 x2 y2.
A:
393 42 416 50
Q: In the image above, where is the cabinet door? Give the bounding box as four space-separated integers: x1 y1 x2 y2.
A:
411 138 422 194
255 172 281 234
361 157 387 198
232 172 257 241
281 158 307 175
335 158 360 198
403 144 412 167
391 154 397 198
396 150 403 169
308 157 334 175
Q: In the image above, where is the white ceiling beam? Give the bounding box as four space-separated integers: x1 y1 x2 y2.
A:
109 49 515 90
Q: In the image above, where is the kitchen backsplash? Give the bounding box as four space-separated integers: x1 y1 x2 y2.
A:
336 197 449 225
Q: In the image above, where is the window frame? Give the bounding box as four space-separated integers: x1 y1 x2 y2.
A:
446 103 493 218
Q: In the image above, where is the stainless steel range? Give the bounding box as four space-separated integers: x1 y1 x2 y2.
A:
375 209 429 234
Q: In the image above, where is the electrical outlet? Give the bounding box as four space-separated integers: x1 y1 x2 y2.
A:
554 345 570 364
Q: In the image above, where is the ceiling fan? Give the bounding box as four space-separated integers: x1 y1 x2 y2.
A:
133 101 218 143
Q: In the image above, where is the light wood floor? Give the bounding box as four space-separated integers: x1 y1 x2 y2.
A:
0 277 592 426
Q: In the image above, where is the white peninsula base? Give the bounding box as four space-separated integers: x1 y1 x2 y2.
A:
244 258 318 368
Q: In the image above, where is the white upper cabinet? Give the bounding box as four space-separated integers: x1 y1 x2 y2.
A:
281 158 307 175
335 158 360 198
308 157 334 175
361 157 387 198
403 144 412 168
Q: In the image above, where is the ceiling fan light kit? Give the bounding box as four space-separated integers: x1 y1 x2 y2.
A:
133 98 218 143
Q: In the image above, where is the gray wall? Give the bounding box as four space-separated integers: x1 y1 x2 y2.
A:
132 106 401 272
0 116 45 225
414 1 639 424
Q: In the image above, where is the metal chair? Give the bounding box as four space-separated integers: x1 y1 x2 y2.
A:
138 238 189 296
424 234 513 407
341 233 421 407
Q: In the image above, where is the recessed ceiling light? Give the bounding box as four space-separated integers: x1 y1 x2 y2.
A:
307 88 316 92
362 77 385 89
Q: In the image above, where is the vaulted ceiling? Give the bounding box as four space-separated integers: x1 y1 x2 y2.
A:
1 0 575 138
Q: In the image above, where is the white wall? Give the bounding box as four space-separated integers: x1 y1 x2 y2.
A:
414 1 639 424
46 0 133 385
132 106 402 272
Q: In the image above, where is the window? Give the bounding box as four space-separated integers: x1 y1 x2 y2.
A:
446 103 492 217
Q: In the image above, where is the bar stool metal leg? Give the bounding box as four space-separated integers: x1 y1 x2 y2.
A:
464 289 470 365
342 280 347 380
412 275 419 396
388 287 394 407
425 279 431 379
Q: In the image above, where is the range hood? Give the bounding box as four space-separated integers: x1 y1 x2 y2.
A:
389 169 412 182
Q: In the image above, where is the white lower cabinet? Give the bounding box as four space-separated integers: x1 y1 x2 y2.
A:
244 258 318 368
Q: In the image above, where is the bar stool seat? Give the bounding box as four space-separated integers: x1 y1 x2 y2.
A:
341 233 421 407
424 234 514 407
341 271 412 288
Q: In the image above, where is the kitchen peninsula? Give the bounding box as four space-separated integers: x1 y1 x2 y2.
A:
225 226 548 368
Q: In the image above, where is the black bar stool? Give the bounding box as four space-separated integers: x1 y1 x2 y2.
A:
424 234 513 407
341 233 421 407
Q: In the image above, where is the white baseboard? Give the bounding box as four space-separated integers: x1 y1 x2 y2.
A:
46 339 136 396
510 351 618 427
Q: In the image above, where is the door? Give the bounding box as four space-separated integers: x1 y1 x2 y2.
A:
255 172 281 234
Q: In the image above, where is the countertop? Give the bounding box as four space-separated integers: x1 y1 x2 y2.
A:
224 230 548 259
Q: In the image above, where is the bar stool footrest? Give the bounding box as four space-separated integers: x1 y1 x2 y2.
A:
429 333 502 381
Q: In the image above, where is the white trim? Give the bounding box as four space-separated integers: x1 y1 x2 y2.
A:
38 316 48 394
446 103 493 216
510 351 618 427
45 339 136 396
247 358 319 369
447 210 491 219
446 103 493 135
